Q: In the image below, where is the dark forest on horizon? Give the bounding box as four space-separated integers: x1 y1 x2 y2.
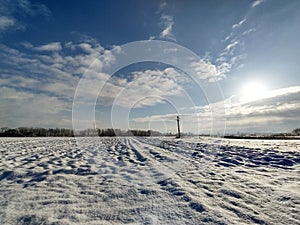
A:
0 127 164 137
0 127 299 139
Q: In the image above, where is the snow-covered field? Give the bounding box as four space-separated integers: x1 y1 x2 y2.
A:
0 137 299 225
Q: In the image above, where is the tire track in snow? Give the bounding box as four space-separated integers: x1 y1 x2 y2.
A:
125 138 278 225
125 137 231 224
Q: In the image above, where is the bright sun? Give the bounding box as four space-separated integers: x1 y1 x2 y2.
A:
241 81 268 102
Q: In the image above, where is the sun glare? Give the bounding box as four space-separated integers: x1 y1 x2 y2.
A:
241 81 268 102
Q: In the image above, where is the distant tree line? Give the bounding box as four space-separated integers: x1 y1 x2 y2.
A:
0 127 163 137
80 128 162 137
0 127 74 137
2 127 299 138
224 128 300 139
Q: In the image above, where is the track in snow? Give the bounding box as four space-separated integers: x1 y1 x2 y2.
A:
0 137 299 225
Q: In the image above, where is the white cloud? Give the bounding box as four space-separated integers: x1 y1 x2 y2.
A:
18 0 51 17
0 41 192 127
224 32 233 42
0 87 71 128
0 75 39 89
223 87 300 132
133 113 177 123
217 38 242 73
20 41 33 48
242 28 256 36
225 40 239 51
77 43 94 53
232 19 246 29
219 17 248 77
1 41 114 82
0 16 15 31
190 59 226 82
1 37 298 132
252 0 264 8
0 0 50 33
100 68 184 108
132 86 300 133
220 8 258 73
160 14 175 40
159 1 168 10
34 42 62 52
0 41 121 129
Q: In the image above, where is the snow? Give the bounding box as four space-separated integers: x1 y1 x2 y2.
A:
0 137 299 224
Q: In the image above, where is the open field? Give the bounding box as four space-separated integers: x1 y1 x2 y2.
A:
0 137 299 225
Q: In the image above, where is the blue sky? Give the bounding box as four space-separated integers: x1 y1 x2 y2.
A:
0 0 299 134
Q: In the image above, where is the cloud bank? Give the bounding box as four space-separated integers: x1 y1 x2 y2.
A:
133 86 300 133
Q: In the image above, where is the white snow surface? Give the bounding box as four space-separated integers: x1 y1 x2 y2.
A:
0 137 299 225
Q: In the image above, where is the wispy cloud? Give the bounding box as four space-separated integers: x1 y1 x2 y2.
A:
154 1 176 41
22 42 63 52
252 0 265 8
160 14 175 40
0 0 50 33
232 19 247 30
219 16 253 73
220 0 270 71
34 42 62 52
159 1 168 10
206 28 245 81
0 16 15 31
225 41 240 52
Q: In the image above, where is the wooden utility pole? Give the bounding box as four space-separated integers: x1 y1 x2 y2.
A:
177 116 181 138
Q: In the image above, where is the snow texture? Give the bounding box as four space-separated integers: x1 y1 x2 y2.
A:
0 137 299 224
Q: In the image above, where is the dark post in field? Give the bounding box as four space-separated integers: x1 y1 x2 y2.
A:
177 116 181 138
